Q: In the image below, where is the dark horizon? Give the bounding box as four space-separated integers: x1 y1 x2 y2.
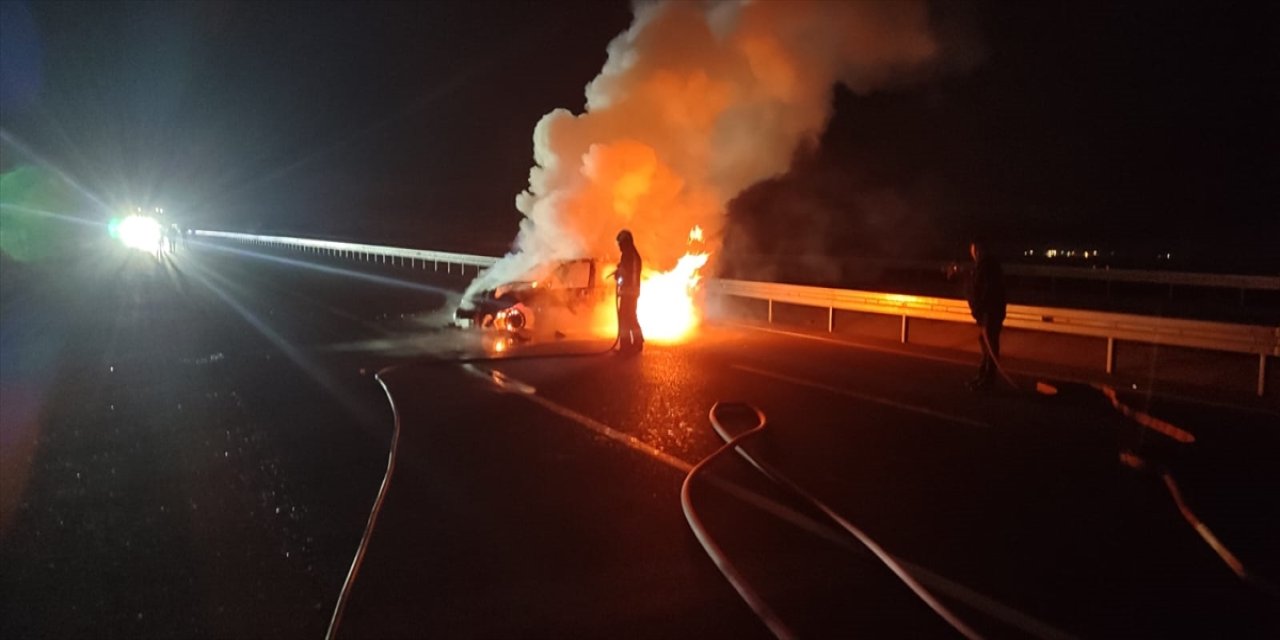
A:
2 1 1277 272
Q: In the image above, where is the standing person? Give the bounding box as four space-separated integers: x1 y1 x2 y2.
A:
614 229 644 354
955 237 1006 389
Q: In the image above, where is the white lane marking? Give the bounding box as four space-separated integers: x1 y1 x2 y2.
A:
467 363 693 472
460 363 537 395
734 364 992 429
465 364 1074 639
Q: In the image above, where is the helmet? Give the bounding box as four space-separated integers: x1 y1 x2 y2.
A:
616 229 633 244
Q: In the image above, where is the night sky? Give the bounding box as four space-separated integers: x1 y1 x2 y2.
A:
2 1 1276 270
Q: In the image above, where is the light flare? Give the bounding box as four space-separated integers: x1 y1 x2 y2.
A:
116 215 163 253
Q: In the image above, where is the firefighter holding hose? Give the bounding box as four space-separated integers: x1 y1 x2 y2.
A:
614 229 644 354
948 236 1006 390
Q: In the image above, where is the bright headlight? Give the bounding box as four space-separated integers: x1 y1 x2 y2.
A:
116 215 162 252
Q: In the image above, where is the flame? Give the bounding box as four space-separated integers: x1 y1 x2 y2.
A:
588 226 710 344
637 250 709 344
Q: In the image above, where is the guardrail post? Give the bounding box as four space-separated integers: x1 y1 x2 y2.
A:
827 307 834 333
1260 355 1268 397
434 261 438 272
1106 337 1116 374
767 299 773 324
900 315 910 344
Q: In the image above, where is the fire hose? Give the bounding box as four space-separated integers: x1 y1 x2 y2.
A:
1105 393 1277 599
977 323 1060 396
977 324 1019 390
327 323 633 638
682 402 983 640
982 328 1274 597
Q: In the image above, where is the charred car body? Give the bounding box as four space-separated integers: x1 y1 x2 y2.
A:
454 258 606 338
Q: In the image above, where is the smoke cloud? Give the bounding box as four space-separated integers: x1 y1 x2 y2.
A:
466 0 940 298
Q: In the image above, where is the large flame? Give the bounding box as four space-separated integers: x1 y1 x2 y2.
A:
590 225 709 344
638 250 709 343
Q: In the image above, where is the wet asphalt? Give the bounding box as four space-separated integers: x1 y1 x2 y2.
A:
2 241 1277 639
1 242 449 638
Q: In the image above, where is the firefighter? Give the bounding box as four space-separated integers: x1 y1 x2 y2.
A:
614 229 644 354
960 237 1006 389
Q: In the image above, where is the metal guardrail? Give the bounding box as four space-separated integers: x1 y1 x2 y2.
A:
711 279 1279 396
194 230 1277 396
194 230 500 273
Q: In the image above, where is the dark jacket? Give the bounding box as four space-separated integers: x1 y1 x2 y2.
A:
966 256 1006 322
616 244 642 297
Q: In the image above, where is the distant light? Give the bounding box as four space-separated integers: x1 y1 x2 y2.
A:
116 215 162 252
1046 249 1058 258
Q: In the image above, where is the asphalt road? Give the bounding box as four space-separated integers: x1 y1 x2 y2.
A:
1 240 454 639
3 240 1277 639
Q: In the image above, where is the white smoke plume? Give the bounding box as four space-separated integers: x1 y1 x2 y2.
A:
465 0 940 299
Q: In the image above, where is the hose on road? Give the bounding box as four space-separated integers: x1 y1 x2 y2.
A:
682 401 983 640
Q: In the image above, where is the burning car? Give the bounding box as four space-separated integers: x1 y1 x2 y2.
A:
454 258 606 338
